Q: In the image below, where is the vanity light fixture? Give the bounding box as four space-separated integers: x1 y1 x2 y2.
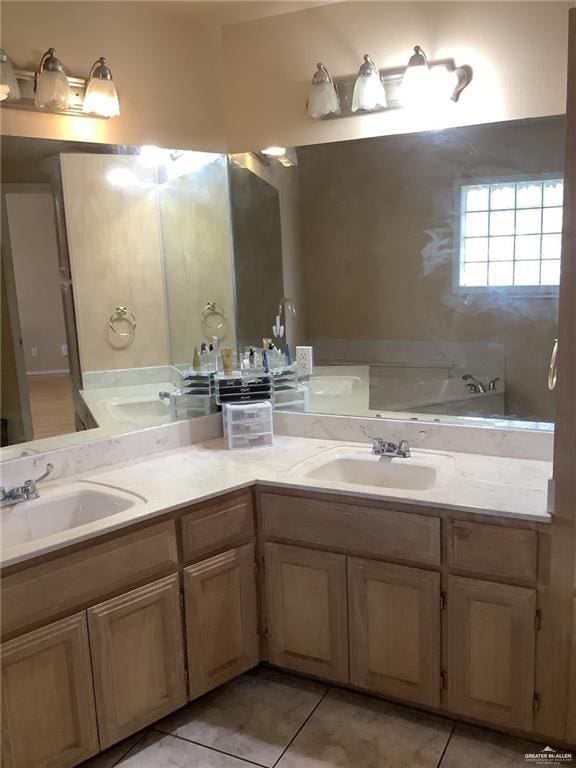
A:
260 146 287 158
351 55 387 112
83 57 120 117
306 48 472 119
399 45 432 108
306 62 340 118
0 48 121 117
0 49 21 102
259 146 298 167
35 48 70 110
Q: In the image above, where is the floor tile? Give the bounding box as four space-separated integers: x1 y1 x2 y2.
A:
276 688 454 768
440 723 548 768
78 730 148 768
155 667 328 767
116 732 257 767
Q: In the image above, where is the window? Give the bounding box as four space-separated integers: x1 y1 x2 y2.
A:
458 178 563 288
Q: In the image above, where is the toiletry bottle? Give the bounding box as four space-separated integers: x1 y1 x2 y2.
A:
193 346 201 372
200 342 208 372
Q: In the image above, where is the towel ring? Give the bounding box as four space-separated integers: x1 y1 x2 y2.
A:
108 306 137 337
201 301 226 339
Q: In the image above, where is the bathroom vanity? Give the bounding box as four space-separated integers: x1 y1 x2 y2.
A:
0 430 563 767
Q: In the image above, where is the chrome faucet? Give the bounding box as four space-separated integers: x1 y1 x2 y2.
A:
462 374 488 394
0 463 54 507
372 439 411 458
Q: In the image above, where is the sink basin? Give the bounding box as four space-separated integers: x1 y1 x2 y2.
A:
109 397 171 424
1 482 146 550
293 447 455 491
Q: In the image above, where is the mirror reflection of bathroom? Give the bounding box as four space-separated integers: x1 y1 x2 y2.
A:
238 115 563 427
0 137 236 452
0 115 563 456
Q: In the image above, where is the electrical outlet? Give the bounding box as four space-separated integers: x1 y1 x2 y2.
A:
296 345 314 377
61 344 68 357
30 347 38 357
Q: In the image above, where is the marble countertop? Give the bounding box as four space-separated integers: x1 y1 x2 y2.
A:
1 435 552 567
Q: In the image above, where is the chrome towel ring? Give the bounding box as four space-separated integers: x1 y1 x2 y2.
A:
201 301 226 339
108 306 137 337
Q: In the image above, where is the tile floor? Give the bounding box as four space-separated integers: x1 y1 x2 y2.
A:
81 666 555 768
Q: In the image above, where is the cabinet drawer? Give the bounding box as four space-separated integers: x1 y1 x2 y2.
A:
261 493 440 567
181 493 254 562
1 520 178 638
448 520 537 582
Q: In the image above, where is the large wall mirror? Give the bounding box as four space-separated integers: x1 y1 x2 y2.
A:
0 114 563 457
239 115 563 429
1 137 237 457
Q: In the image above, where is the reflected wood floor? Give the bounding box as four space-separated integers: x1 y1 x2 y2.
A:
28 373 75 439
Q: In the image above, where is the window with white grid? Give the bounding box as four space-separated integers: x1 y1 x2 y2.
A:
458 179 564 289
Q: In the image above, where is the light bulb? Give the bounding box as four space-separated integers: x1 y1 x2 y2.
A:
83 57 120 117
399 45 433 109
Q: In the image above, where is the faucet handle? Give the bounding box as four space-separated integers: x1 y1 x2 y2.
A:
34 463 54 484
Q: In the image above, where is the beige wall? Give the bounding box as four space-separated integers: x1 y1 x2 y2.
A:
158 155 237 363
5 189 68 373
222 1 573 151
60 153 170 372
2 2 572 154
0 2 225 151
298 117 564 421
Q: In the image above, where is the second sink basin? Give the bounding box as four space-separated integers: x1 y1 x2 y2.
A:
1 482 146 550
293 446 455 491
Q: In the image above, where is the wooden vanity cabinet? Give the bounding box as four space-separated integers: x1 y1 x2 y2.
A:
265 542 349 683
1 613 99 768
446 575 537 731
348 557 441 707
183 543 259 698
87 574 187 748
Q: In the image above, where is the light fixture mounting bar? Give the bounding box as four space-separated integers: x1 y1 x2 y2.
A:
326 57 472 120
0 68 106 118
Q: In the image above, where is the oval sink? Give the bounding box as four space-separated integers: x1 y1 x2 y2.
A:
1 482 146 550
293 447 455 491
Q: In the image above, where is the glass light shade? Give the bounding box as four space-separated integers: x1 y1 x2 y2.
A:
35 70 70 110
351 56 386 112
307 81 340 118
0 51 21 102
83 77 120 117
399 63 433 108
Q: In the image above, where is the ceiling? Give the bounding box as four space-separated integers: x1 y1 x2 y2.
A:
2 1 340 27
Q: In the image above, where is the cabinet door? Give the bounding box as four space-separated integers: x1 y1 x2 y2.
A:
265 542 348 682
88 574 187 748
184 543 259 698
348 557 441 707
447 575 536 731
1 613 99 768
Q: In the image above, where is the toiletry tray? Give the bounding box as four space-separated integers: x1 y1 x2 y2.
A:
223 401 273 449
178 370 217 396
215 370 273 404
